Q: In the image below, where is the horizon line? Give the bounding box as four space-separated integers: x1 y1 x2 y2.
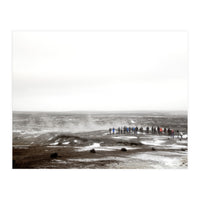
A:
13 110 187 112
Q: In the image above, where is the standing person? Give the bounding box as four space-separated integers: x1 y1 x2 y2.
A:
112 127 115 134
171 129 174 138
168 128 171 135
129 126 132 133
146 127 149 133
121 127 123 134
127 127 129 133
135 127 138 134
124 126 126 134
109 128 112 134
157 126 160 134
164 128 166 133
160 127 163 134
118 127 121 134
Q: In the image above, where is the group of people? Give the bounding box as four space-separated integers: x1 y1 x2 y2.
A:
108 126 182 138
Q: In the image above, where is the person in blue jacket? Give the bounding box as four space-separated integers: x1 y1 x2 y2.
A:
112 127 115 134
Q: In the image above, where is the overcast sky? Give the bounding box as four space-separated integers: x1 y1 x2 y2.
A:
13 31 187 111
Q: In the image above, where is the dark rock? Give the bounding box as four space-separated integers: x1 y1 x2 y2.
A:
152 147 156 151
90 149 96 153
50 153 58 158
121 148 127 151
181 148 187 151
130 142 143 146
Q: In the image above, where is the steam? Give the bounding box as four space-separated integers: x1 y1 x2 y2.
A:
13 113 135 135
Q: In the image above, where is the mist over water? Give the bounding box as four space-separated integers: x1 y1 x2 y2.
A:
13 111 187 135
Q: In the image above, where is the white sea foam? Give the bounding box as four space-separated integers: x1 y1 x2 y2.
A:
112 136 137 139
176 140 187 144
182 134 188 139
62 141 70 145
165 144 187 149
137 132 146 135
130 152 182 167
76 142 140 152
68 157 122 162
49 142 59 145
52 160 67 164
76 143 101 151
141 139 165 146
98 146 139 151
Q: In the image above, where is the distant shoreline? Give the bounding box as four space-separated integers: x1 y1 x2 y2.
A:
13 110 187 113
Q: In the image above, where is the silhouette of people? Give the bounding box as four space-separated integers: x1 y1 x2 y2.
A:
167 128 171 135
124 126 126 134
118 127 121 134
127 127 129 133
171 129 174 138
157 126 160 134
108 125 176 136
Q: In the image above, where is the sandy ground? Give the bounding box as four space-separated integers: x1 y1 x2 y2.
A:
13 132 188 169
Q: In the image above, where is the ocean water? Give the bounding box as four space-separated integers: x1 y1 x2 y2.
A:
13 111 187 135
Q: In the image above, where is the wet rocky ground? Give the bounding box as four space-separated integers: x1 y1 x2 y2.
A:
13 131 188 169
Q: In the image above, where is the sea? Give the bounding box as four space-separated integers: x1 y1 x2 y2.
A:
13 111 187 135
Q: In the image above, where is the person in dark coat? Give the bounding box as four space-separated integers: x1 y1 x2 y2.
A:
124 126 127 134
118 127 121 134
157 126 160 134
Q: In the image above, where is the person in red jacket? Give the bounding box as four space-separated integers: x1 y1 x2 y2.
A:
171 129 174 138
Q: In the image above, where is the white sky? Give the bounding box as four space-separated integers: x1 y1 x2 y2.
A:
13 31 187 111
